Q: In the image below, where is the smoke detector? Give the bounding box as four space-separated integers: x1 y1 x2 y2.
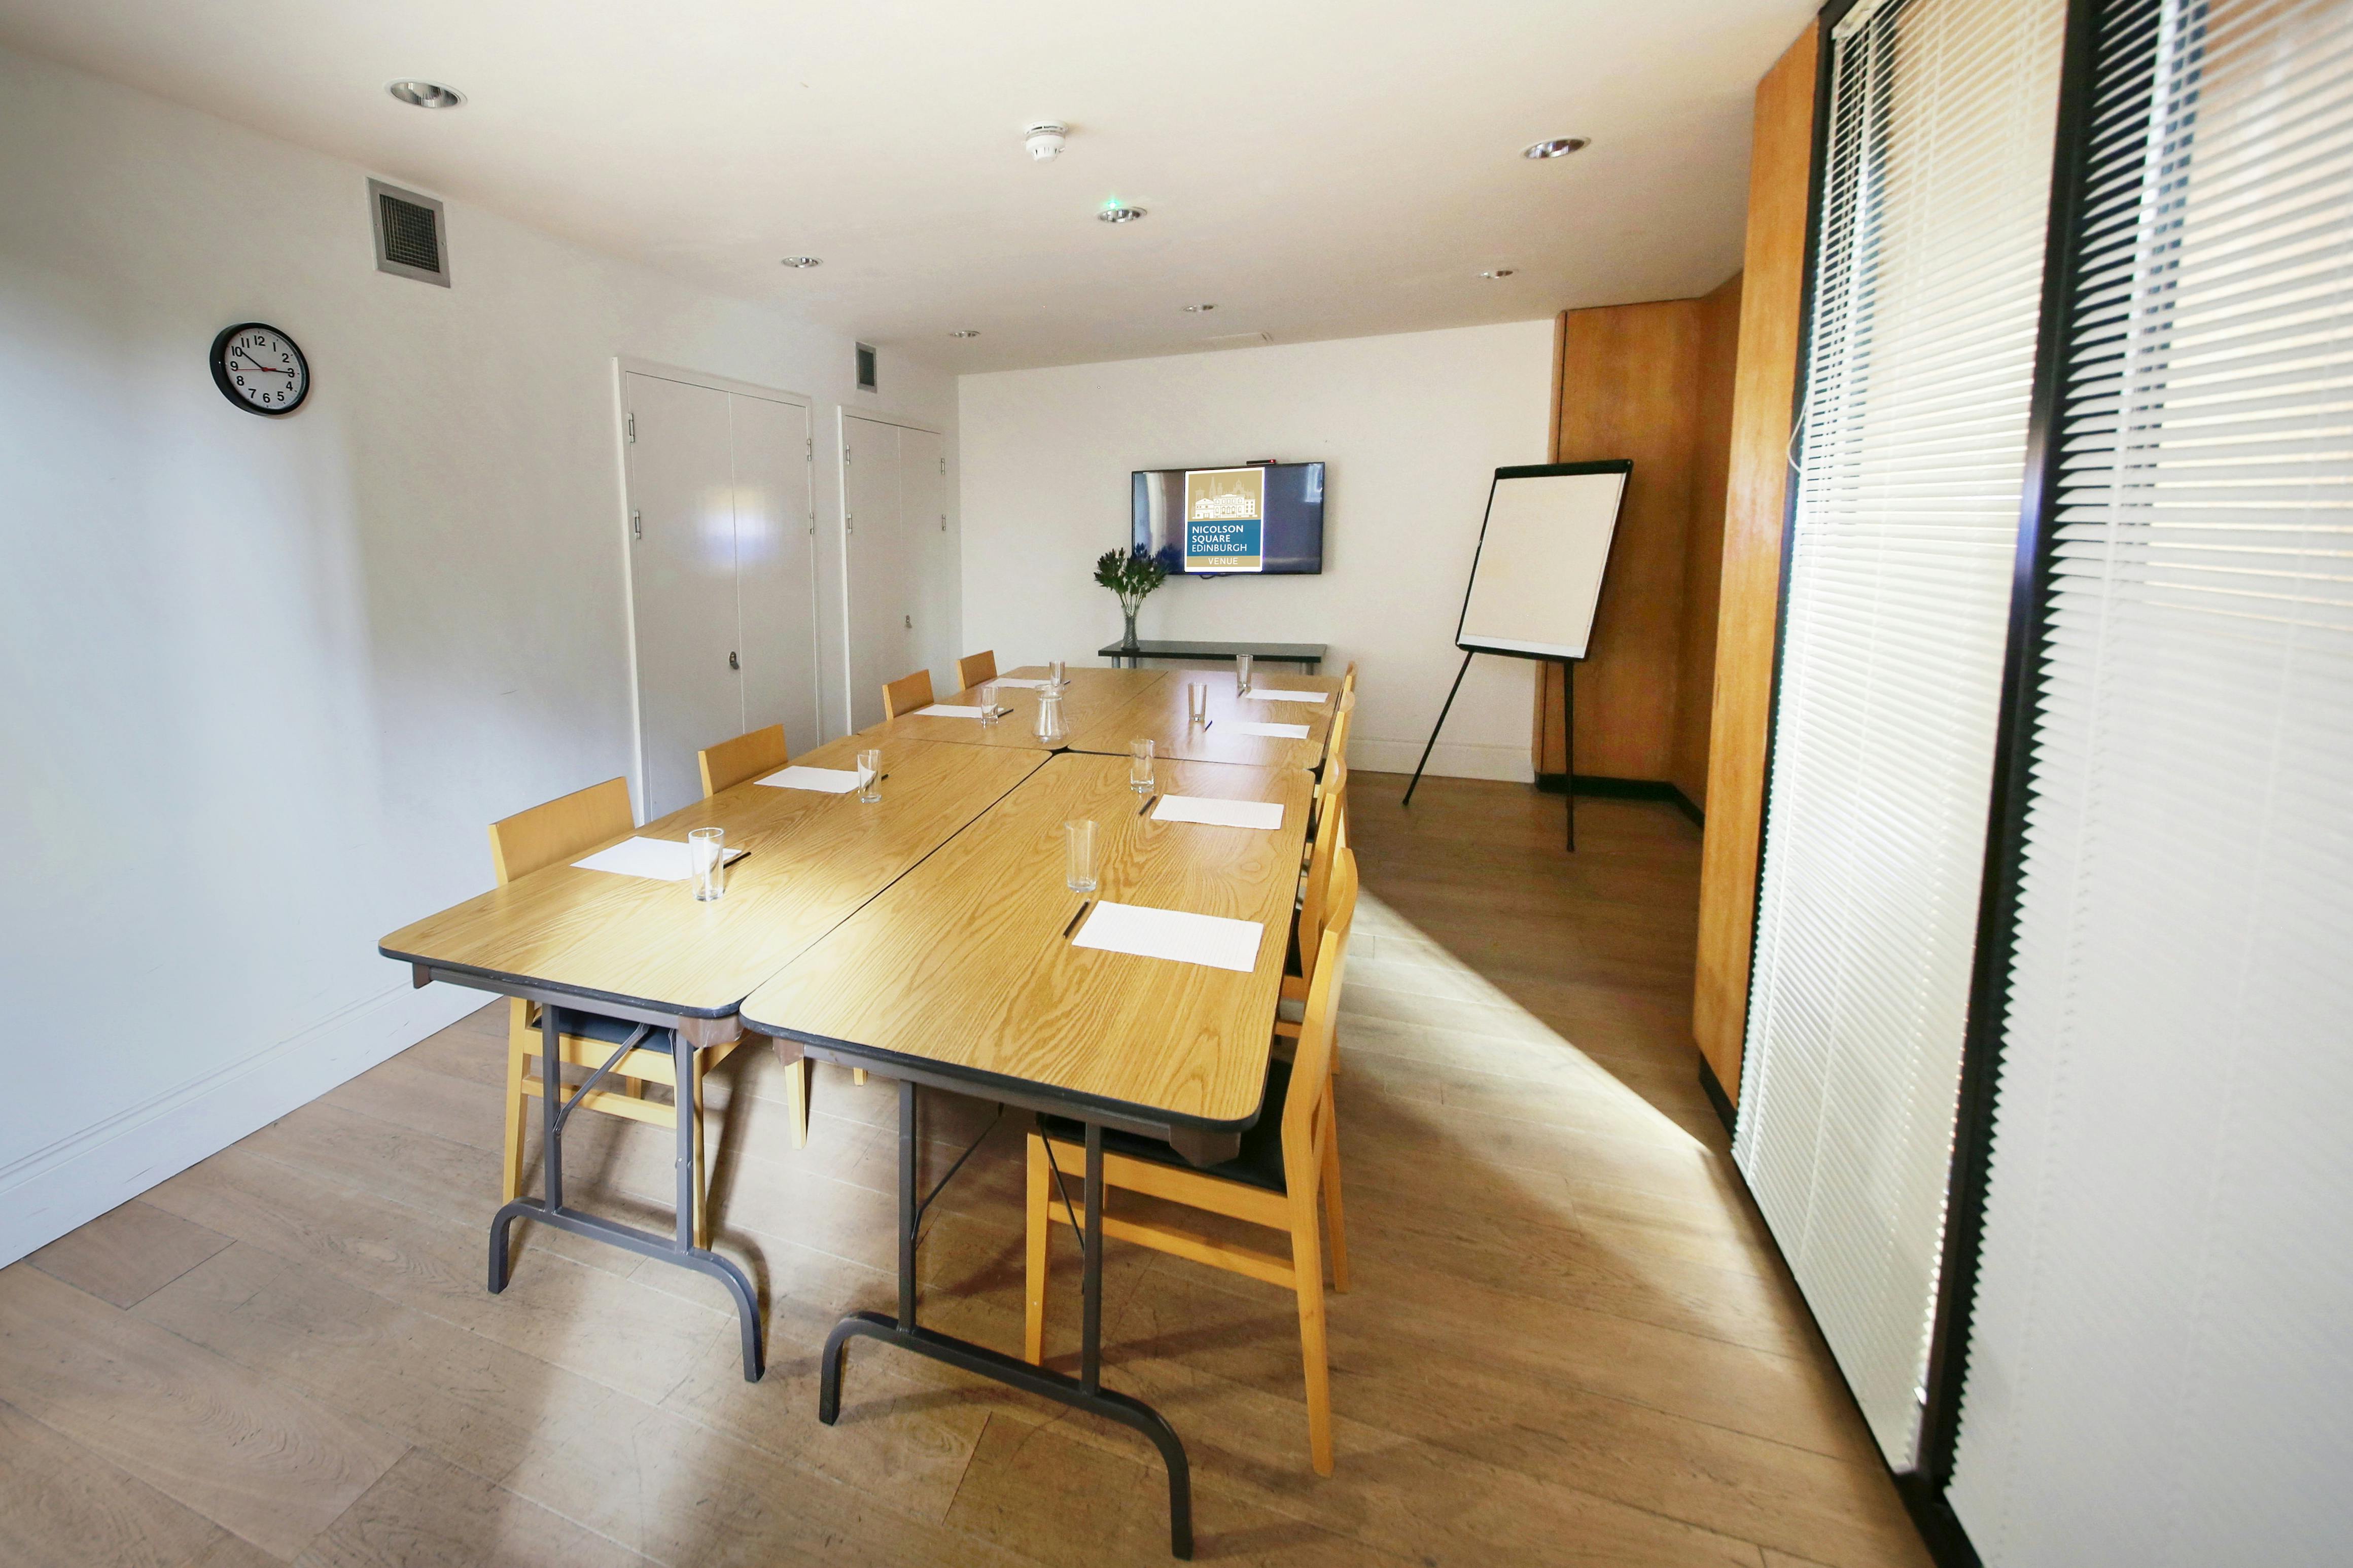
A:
1024 123 1068 161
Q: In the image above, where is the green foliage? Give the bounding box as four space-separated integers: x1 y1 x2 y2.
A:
1093 547 1166 614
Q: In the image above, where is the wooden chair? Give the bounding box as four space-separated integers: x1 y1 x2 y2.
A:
882 669 935 719
955 650 998 691
489 779 736 1245
694 725 821 1146
1281 758 1349 1063
1026 847 1360 1474
696 723 789 798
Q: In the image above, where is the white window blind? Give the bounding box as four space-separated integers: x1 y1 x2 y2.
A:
1950 0 2353 1560
1734 0 2066 1467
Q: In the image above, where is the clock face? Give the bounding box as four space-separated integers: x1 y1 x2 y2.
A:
209 323 309 416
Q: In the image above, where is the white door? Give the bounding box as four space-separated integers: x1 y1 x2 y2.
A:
843 416 917 730
624 372 741 819
901 425 956 687
730 395 818 758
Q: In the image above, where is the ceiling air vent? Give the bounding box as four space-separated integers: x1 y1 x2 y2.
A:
368 179 450 287
1206 331 1273 349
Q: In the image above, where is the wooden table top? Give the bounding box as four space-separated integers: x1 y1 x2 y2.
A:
379 734 1048 1018
740 752 1315 1131
858 666 1168 751
1064 669 1341 772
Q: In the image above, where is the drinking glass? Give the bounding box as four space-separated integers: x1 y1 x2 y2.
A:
978 680 1001 724
1048 658 1068 689
1187 682 1209 726
1064 819 1097 893
1130 738 1154 794
1034 688 1067 745
856 749 882 803
1235 652 1253 694
689 827 726 902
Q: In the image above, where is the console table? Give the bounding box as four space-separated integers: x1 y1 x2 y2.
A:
1097 638 1327 672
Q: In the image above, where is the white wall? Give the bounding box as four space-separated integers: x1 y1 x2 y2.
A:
0 43 956 1264
957 322 1556 779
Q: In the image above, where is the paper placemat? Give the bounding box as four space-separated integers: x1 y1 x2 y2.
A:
756 766 860 794
1071 901 1264 973
1153 795 1285 831
1244 689 1330 704
574 837 748 882
990 678 1049 689
1226 720 1311 739
917 704 990 720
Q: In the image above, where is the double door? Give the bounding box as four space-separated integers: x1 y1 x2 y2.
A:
624 371 817 819
843 415 949 730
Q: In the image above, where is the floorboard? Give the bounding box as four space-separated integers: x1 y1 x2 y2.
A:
0 772 1930 1567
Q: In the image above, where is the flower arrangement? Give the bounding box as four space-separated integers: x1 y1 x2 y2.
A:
1094 547 1167 651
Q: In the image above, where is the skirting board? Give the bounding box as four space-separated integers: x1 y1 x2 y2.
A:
0 979 483 1266
1350 736 1535 783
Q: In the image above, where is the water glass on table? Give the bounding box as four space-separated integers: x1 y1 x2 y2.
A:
1130 738 1154 794
689 827 727 902
1187 682 1209 727
978 681 1000 724
1064 819 1097 893
1048 658 1068 689
1235 652 1253 694
856 749 882 804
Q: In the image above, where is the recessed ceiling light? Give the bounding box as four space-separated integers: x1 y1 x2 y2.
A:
1523 137 1589 159
1182 303 1216 313
387 80 465 110
1480 268 1517 280
947 329 981 338
1097 204 1147 224
779 256 823 268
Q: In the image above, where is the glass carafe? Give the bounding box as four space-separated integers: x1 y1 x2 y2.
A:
1034 687 1067 745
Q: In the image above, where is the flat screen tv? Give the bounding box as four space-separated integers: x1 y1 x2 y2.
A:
1132 461 1325 576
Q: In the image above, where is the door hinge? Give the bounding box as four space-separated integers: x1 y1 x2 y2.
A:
842 446 852 466
939 456 946 475
940 513 947 532
845 514 854 534
630 509 642 540
805 437 813 459
904 615 912 630
729 651 740 671
625 413 636 443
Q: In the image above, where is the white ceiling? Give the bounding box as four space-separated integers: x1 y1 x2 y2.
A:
0 0 1813 372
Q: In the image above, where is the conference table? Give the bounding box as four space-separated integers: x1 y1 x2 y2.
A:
376 660 1339 1558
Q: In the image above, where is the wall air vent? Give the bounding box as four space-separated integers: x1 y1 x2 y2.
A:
368 179 450 287
1206 331 1274 349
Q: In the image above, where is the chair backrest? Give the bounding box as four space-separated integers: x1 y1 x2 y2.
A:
1341 661 1357 697
1284 846 1359 1152
956 650 998 691
883 669 935 720
1327 689 1356 766
1298 757 1350 985
488 778 634 885
697 724 790 799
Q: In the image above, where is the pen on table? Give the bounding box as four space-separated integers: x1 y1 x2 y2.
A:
1061 900 1092 939
1136 793 1157 817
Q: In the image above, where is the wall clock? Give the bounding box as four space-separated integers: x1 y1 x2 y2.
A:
209 323 309 415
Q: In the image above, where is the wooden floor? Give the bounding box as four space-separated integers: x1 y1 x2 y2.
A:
2 774 1932 1568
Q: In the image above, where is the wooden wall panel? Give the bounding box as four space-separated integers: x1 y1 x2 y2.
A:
1672 273 1745 810
1545 299 1704 780
1693 24 1819 1103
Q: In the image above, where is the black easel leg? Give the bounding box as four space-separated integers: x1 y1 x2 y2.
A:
1562 660 1576 852
1403 650 1476 807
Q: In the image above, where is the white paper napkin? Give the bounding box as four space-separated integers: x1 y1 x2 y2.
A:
1153 795 1285 831
573 837 747 882
917 704 991 719
1243 689 1330 704
756 766 861 794
1071 901 1264 973
1227 720 1311 739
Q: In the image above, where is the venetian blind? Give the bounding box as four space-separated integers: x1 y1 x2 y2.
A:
1948 0 2353 1560
1733 0 2066 1467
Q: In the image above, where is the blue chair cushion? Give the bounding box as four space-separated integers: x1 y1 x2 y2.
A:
1040 1056 1296 1195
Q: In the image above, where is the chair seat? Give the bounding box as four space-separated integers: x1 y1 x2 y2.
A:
549 1008 669 1048
1041 1057 1296 1195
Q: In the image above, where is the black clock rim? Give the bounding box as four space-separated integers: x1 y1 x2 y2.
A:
210 322 308 417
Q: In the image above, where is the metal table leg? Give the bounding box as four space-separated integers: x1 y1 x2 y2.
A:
817 1080 1195 1558
487 1005 765 1380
